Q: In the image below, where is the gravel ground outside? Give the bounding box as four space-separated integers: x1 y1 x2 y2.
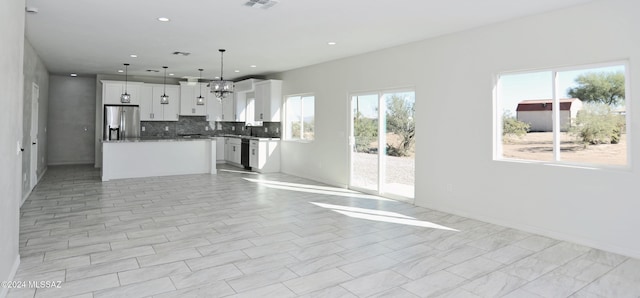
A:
352 151 415 198
502 132 627 165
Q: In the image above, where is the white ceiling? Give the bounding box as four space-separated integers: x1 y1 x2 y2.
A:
24 0 596 81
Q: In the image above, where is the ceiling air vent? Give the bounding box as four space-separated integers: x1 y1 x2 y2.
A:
172 51 191 56
244 0 278 9
146 69 160 73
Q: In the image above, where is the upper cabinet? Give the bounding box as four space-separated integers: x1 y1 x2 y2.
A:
140 84 179 121
220 92 247 122
206 95 222 122
102 80 142 105
179 82 208 116
235 78 262 93
254 80 282 122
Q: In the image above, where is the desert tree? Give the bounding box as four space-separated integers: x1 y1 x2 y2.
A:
567 71 625 106
385 95 415 156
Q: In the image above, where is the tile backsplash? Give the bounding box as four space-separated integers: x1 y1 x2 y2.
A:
140 116 280 138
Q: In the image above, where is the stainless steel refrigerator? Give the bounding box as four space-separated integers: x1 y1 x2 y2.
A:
103 105 140 140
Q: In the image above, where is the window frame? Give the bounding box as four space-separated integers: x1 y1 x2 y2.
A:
494 60 632 170
284 93 315 142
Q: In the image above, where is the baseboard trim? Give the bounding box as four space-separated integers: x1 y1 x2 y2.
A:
37 166 47 182
21 167 47 207
419 201 640 260
280 168 347 189
0 255 20 298
20 189 31 207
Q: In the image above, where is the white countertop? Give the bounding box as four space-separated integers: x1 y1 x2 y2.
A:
102 138 215 143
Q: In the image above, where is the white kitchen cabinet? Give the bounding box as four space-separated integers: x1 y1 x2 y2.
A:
254 80 282 122
179 82 208 116
139 85 153 121
220 92 247 122
225 137 241 165
249 139 280 173
206 94 222 122
102 80 142 105
140 84 179 121
216 137 225 163
234 78 261 93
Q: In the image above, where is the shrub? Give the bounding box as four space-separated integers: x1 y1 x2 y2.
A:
571 103 624 145
502 114 530 138
354 112 378 153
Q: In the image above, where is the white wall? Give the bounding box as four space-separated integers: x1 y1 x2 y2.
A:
0 0 25 295
48 75 96 165
278 0 640 258
22 39 49 200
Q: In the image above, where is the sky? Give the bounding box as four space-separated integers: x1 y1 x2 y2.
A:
286 95 315 122
353 92 415 119
499 65 625 117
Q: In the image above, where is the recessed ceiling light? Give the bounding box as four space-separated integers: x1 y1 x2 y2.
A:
250 65 257 68
327 42 337 45
214 76 220 79
169 73 175 76
25 6 38 13
157 17 170 22
234 70 240 73
130 54 138 58
117 69 124 73
70 73 77 77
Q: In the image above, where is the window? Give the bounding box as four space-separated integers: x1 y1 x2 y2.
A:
496 62 629 167
285 95 315 140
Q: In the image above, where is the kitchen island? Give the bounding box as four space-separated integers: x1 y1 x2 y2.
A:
101 138 216 181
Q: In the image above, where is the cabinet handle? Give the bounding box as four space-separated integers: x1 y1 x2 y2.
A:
260 113 263 119
233 146 235 152
252 149 255 155
192 108 195 114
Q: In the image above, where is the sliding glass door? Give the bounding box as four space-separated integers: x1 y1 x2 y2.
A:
350 91 415 201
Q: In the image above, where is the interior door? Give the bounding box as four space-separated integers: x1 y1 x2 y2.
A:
30 83 39 190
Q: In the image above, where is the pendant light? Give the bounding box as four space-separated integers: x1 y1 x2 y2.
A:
211 49 234 100
160 66 169 105
120 63 131 103
196 68 205 105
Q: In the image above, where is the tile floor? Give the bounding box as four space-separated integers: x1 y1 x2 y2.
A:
7 165 640 297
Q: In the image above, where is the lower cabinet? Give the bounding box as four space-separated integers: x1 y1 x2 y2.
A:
216 137 225 163
225 138 241 165
249 139 280 173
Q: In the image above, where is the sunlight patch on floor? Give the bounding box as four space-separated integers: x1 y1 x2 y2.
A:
311 202 459 231
220 169 259 175
243 178 393 201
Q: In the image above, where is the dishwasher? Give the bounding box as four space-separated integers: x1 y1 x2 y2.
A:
241 138 251 170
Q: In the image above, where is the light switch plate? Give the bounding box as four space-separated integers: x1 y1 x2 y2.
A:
165 126 169 131
141 126 146 131
264 127 268 132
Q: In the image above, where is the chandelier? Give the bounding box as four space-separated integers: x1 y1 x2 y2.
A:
210 49 234 99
